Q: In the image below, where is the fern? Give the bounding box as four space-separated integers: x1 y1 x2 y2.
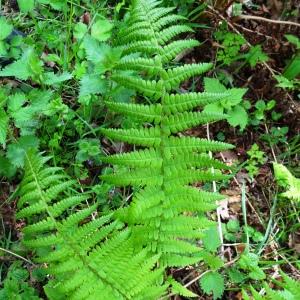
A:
16 151 166 299
101 0 241 268
273 163 300 202
242 272 300 299
15 1 245 298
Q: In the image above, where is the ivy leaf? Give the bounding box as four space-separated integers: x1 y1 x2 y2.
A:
91 19 113 42
7 136 39 168
200 272 225 300
79 74 107 97
227 105 248 130
0 109 9 146
17 0 35 13
0 17 13 40
203 227 221 252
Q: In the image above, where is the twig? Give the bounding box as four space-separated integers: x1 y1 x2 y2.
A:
0 246 35 265
241 182 250 249
239 14 300 28
184 258 239 288
207 124 224 259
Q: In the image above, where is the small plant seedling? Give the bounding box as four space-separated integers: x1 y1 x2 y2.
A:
244 143 266 178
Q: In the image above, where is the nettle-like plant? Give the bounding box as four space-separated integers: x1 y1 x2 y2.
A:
101 0 243 267
16 0 247 298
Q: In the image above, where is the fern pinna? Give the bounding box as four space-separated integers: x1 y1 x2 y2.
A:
16 151 166 300
101 0 244 267
242 272 300 299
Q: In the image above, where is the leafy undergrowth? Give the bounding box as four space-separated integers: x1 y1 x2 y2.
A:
0 0 299 299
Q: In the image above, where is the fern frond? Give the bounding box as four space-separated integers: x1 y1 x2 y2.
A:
157 25 193 45
100 127 161 147
17 151 166 299
101 169 162 186
153 14 187 30
164 63 212 89
243 271 300 300
164 111 226 134
102 148 162 168
122 40 159 56
164 136 234 156
166 153 231 170
115 57 161 75
164 89 244 114
101 0 240 280
160 39 200 62
105 101 162 123
111 74 163 99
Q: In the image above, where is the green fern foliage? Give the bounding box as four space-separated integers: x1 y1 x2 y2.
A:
242 272 300 300
17 151 166 300
101 0 242 268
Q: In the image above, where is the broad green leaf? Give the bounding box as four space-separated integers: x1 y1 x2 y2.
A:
43 72 72 85
200 250 224 270
18 0 35 13
273 163 300 201
204 77 227 93
200 272 225 300
203 227 221 252
82 35 110 65
283 55 300 80
246 45 268 68
0 109 9 146
285 34 300 49
227 105 248 130
203 103 224 115
226 219 240 233
0 17 13 40
8 93 26 112
274 75 295 89
228 267 246 283
0 156 16 178
7 136 39 168
73 22 88 40
79 74 107 97
91 19 113 42
0 48 43 80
